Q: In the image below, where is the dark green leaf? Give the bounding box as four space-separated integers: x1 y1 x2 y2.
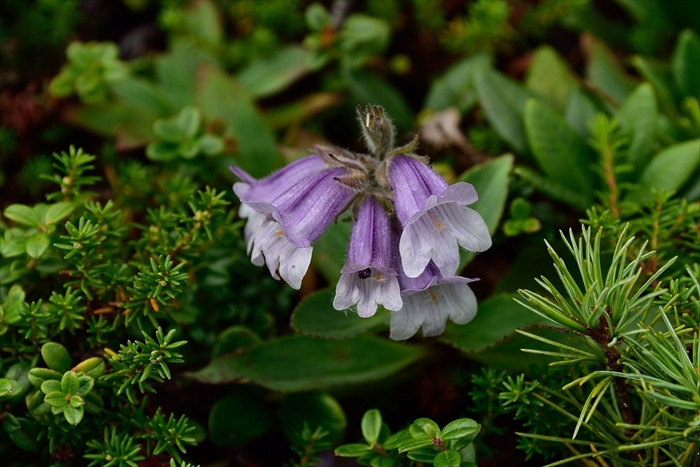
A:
43 391 68 408
0 378 22 401
424 54 491 113
526 46 578 113
565 88 608 139
617 83 658 173
361 409 382 445
186 335 425 391
384 429 411 450
584 34 636 103
41 342 71 373
433 449 461 467
111 78 174 117
3 204 41 227
146 141 179 162
290 288 388 339
61 371 79 395
280 391 346 445
25 233 50 259
441 419 480 442
524 99 594 204
335 444 372 457
44 202 76 225
475 67 534 154
208 386 270 446
63 403 83 425
406 447 439 462
457 155 512 235
239 46 310 98
513 166 589 209
672 29 700 99
629 56 679 116
3 415 39 452
28 368 62 388
211 326 261 358
397 437 433 452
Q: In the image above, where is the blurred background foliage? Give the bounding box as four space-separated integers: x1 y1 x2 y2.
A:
0 0 699 466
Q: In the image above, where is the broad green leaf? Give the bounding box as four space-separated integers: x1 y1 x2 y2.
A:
65 103 156 149
398 438 433 452
584 34 636 103
1 234 26 258
439 294 548 352
83 392 104 413
410 418 439 439
155 39 199 108
339 14 390 70
153 119 184 143
627 139 700 202
407 447 439 462
513 166 589 209
526 45 578 113
290 288 388 339
475 67 534 154
61 371 79 395
457 155 512 234
3 415 39 452
239 46 310 98
434 449 461 467
208 386 270 446
361 409 382 445
0 378 22 401
343 69 413 131
146 141 179 162
63 403 83 425
43 391 68 407
629 56 679 116
111 77 174 117
186 335 425 391
211 326 261 358
27 368 62 388
279 391 346 445
305 3 331 31
335 444 372 457
73 357 105 378
196 64 283 177
25 233 50 259
524 99 594 204
424 53 491 112
75 375 94 397
312 220 351 284
672 29 700 99
177 106 201 139
40 380 62 395
3 204 41 227
565 88 608 138
3 362 30 402
198 134 224 156
41 342 71 373
384 429 412 449
617 83 658 173
441 419 480 442
44 202 76 225
186 0 223 47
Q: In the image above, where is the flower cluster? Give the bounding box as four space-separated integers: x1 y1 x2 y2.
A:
231 105 491 339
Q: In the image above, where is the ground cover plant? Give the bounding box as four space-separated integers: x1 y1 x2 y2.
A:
1 1 699 466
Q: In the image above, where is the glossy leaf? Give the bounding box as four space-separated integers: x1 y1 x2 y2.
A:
3 204 41 227
406 447 439 462
475 67 534 154
335 444 372 457
524 99 594 205
361 409 382 445
627 139 700 202
441 419 480 442
290 288 388 339
186 335 425 391
61 371 79 395
434 449 461 467
63 403 83 425
41 342 71 373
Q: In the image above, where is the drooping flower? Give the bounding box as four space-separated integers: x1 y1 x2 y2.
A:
387 154 492 278
390 261 478 340
238 203 312 290
333 197 402 317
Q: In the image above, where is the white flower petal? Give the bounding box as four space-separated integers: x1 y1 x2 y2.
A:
437 204 492 252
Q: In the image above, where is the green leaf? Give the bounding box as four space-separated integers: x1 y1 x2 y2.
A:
146 141 179 162
40 380 62 395
410 418 439 439
584 34 636 103
111 78 174 117
211 326 261 358
457 155 512 235
280 391 347 446
186 335 425 391
439 294 548 353
629 56 679 116
41 342 71 373
335 444 372 457
25 233 50 259
155 39 198 109
440 419 480 442
3 204 41 227
617 83 658 173
397 437 434 452
627 139 700 202
83 392 104 413
198 134 224 156
73 357 106 378
153 119 185 143
406 447 439 462
3 415 39 452
524 99 594 204
208 386 270 446
339 14 390 70
475 67 534 154
178 139 201 159
361 409 382 445
433 449 461 467
43 391 68 408
672 29 700 99
343 69 413 131
513 166 589 209
61 371 79 395
424 54 491 113
565 88 608 139
312 220 352 284
0 378 22 401
239 46 310 98
63 403 83 425
526 45 578 113
27 368 62 388
384 429 411 449
75 375 94 397
291 288 389 339
1 234 26 258
177 106 201 139
3 362 30 402
185 0 222 47
305 3 331 30
44 202 76 225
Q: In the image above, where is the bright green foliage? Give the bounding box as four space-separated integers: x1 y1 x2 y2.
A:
146 106 225 161
49 41 129 104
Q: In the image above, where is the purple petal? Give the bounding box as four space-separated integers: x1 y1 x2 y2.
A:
387 155 448 225
342 197 395 273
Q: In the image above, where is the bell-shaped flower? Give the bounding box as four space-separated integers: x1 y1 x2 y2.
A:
390 261 478 340
387 154 492 278
238 203 312 290
333 197 402 317
232 157 356 248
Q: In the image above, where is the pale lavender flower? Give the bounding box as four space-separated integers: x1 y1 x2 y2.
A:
388 154 492 278
238 203 312 290
333 197 402 317
232 158 356 248
390 261 478 340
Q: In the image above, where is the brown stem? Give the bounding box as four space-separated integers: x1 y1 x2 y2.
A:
602 144 620 218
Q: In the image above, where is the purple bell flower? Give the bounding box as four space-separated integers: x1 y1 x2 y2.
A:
232 157 356 248
388 154 492 278
390 261 478 340
238 203 312 290
333 197 402 317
